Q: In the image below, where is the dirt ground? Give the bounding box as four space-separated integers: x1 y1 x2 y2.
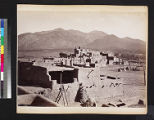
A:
18 65 146 107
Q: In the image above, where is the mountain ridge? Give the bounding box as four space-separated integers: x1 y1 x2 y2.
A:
18 28 145 53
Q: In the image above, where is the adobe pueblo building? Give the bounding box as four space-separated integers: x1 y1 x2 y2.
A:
19 47 144 107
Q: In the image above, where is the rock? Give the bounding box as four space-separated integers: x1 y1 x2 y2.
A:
81 98 97 107
138 99 144 105
102 104 109 107
116 103 126 107
108 103 115 107
118 99 122 102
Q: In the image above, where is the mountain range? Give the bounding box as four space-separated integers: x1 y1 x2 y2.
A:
18 28 146 53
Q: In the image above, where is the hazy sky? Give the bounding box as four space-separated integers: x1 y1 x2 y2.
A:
17 5 148 41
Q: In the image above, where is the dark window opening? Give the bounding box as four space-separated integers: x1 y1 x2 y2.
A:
49 69 78 84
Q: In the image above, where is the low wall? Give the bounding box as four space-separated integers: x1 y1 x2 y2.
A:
77 67 123 100
18 61 52 88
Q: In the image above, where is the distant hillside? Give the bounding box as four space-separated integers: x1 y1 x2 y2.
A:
87 34 146 53
18 28 146 53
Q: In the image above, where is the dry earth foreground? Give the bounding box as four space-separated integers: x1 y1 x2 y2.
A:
17 62 146 108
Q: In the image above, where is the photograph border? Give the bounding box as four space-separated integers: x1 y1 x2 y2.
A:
16 4 148 114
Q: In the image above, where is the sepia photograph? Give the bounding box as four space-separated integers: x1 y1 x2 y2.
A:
17 5 148 114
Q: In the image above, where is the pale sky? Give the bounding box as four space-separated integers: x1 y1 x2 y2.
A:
17 5 148 41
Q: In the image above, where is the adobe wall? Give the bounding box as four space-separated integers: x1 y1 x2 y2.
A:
18 62 52 88
77 67 124 100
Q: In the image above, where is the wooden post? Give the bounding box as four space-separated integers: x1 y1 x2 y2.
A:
60 71 62 84
60 71 65 106
144 69 146 86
